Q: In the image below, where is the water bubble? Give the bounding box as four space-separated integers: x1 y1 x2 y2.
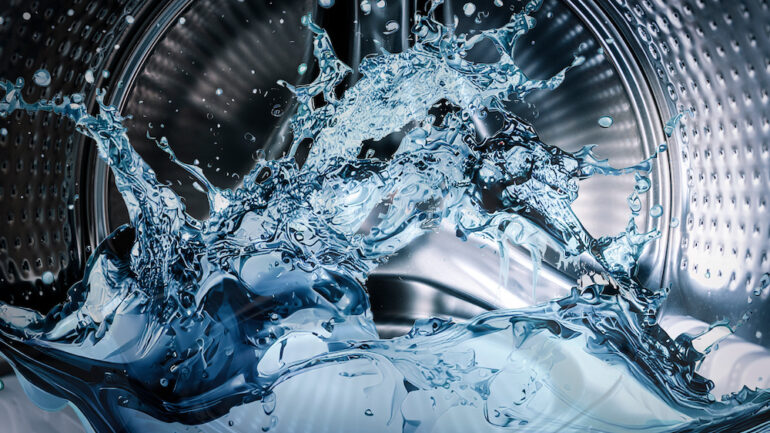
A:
494 0 503 6
376 0 385 7
125 15 135 24
159 378 168 387
650 205 663 218
318 0 335 8
0 17 4 25
360 0 372 14
546 11 553 18
1 128 7 136
33 69 52 87
244 132 257 143
297 63 307 75
463 3 477 16
85 69 95 84
22 12 31 20
179 17 186 25
670 217 679 228
41 271 54 285
597 116 614 128
384 20 399 35
215 88 223 96
67 9 75 16
102 70 110 79
271 104 284 117
364 408 374 416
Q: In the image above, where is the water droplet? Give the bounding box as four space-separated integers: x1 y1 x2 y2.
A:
160 378 168 387
650 205 663 218
297 63 307 75
271 104 284 117
67 9 75 17
85 69 95 84
41 271 54 285
0 128 7 136
384 21 399 35
0 17 5 25
546 11 553 18
262 393 276 415
376 0 385 7
125 15 135 24
360 0 372 14
178 17 186 25
216 88 223 96
318 0 335 8
244 132 256 143
102 70 110 79
364 408 374 416
22 12 31 20
670 217 679 228
597 116 614 128
463 3 476 16
494 0 503 6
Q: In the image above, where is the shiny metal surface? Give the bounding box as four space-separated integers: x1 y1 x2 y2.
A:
1 0 769 429
598 0 770 347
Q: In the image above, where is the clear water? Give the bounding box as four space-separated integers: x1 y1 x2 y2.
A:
0 1 769 432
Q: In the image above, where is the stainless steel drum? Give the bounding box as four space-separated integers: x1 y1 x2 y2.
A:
0 0 769 430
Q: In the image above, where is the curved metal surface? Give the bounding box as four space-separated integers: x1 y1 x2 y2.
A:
1 0 770 430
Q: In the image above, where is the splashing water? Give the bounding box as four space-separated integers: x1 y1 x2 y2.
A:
1 2 769 432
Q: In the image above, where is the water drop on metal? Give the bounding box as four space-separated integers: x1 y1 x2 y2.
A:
42 271 54 285
463 3 476 17
32 69 51 87
598 115 614 128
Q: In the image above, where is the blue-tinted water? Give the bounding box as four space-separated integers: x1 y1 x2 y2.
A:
0 1 769 431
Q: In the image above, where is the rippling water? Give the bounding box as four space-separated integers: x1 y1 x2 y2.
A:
0 1 768 431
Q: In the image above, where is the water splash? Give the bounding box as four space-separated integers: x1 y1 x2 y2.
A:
0 2 768 432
